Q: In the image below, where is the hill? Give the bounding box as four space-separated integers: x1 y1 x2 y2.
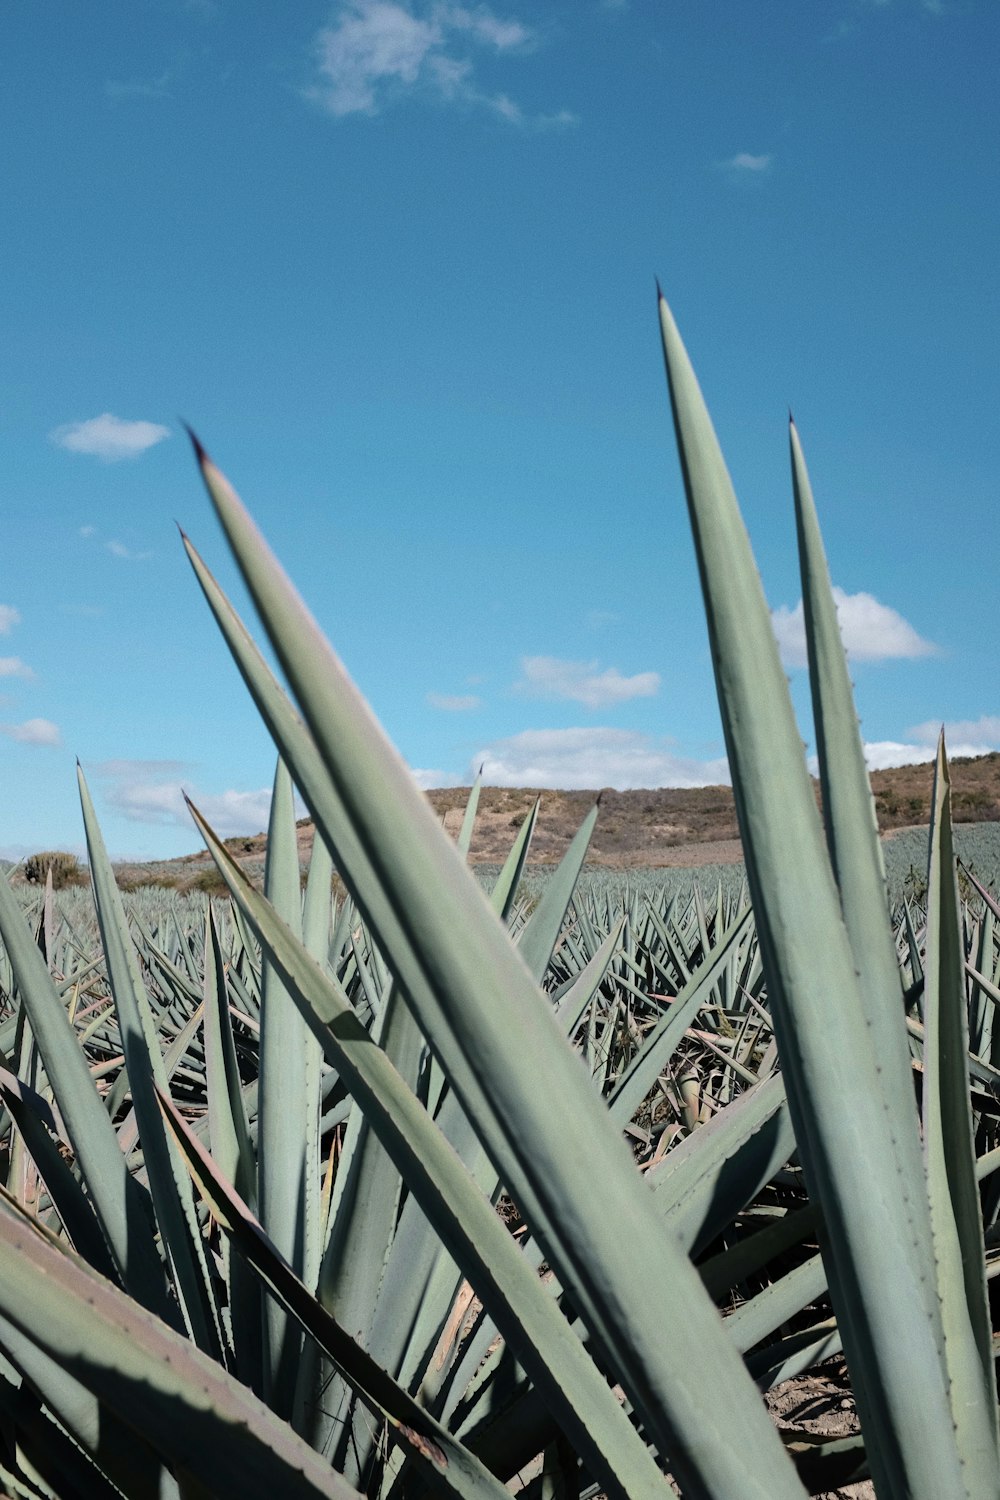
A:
101 750 1000 891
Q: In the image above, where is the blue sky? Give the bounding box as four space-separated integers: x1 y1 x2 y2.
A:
2 0 998 860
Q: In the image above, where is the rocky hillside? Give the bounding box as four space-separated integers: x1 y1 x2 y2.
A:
97 751 1000 891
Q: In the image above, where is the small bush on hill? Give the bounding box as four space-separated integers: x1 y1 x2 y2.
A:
23 850 83 889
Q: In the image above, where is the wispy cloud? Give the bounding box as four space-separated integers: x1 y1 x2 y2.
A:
858 716 1000 771
719 151 773 175
0 658 34 680
0 718 61 747
106 540 154 562
50 413 171 462
471 727 729 789
105 70 172 101
90 759 281 837
427 691 482 711
513 656 660 710
0 607 20 636
771 587 938 669
79 527 153 561
307 2 575 126
909 715 1000 747
411 767 465 789
92 758 189 779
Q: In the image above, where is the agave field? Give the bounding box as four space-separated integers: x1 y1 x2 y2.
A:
1 295 999 1500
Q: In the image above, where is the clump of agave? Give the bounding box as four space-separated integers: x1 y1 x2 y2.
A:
0 292 996 1500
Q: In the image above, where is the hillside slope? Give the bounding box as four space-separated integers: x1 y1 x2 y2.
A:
98 751 1000 890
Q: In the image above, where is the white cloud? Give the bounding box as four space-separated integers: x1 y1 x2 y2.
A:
472 727 729 789
50 413 171 462
720 152 773 173
860 716 1000 770
0 607 20 636
93 757 189 779
105 70 172 100
0 719 61 747
427 691 482 711
860 741 936 771
771 587 938 669
0 658 34 680
89 759 306 837
411 767 465 789
860 716 1000 771
308 1 567 124
514 656 660 710
106 540 153 562
907 715 1000 749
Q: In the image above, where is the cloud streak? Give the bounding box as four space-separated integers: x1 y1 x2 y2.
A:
0 607 20 636
471 727 729 789
0 658 34 680
106 540 154 562
0 719 61 747
427 691 482 711
308 2 574 126
719 151 773 175
513 656 660 710
771 587 937 669
860 715 1000 770
50 413 171 462
90 759 283 838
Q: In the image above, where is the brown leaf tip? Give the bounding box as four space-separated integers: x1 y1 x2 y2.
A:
181 421 209 466
397 1426 447 1468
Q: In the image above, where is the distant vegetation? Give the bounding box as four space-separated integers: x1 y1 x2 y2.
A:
22 849 84 888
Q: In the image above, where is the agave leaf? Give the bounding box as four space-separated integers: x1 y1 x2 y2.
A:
922 733 1000 1485
789 417 931 1239
117 998 206 1161
158 1085 513 1500
0 1315 179 1500
657 288 965 1497
648 1074 795 1255
0 1070 116 1278
184 798 677 1500
516 804 598 980
0 870 169 1319
699 1204 819 1302
0 1189 358 1500
184 453 808 1499
203 903 261 1392
312 981 419 1467
488 798 539 924
554 915 625 1038
456 772 482 861
258 758 319 1413
723 1254 828 1356
607 903 754 1123
77 765 224 1360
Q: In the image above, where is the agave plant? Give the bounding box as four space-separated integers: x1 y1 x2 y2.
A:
0 290 995 1500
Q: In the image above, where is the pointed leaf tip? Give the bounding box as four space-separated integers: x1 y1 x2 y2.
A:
181 422 209 466
654 275 664 302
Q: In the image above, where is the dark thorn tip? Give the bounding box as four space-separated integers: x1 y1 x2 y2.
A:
654 275 664 302
180 421 208 465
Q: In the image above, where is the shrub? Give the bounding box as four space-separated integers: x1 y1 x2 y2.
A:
22 850 83 888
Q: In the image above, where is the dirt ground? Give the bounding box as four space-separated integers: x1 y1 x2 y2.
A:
766 1358 871 1499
